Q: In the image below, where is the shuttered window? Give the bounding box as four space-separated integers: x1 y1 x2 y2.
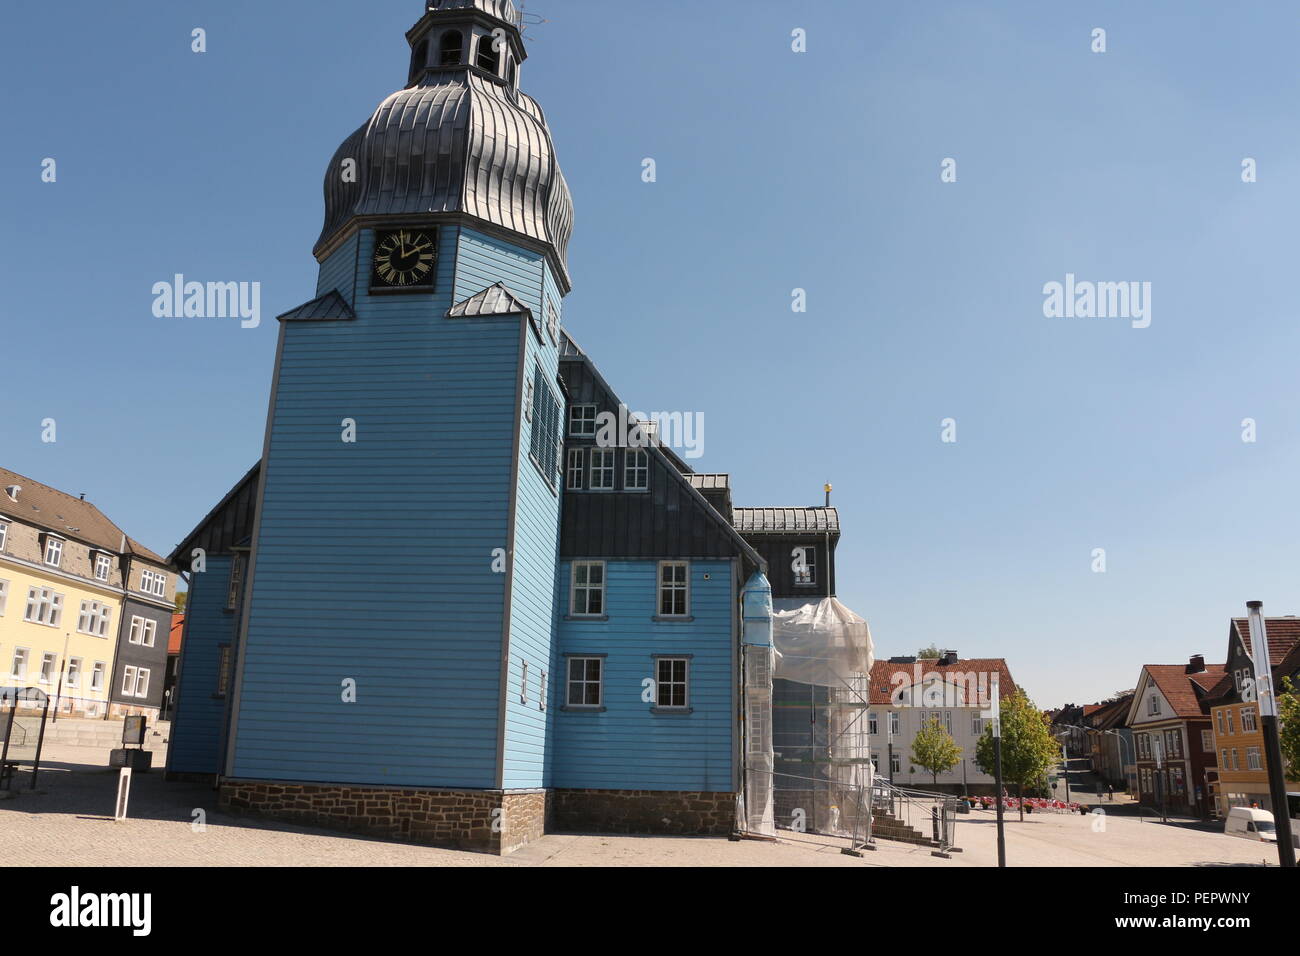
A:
528 365 563 487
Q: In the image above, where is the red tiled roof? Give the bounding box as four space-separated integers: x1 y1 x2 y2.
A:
867 658 1017 705
1142 663 1226 719
169 613 185 655
1231 617 1300 670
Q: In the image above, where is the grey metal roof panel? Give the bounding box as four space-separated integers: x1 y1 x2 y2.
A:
447 282 532 318
276 290 356 322
426 0 521 26
558 329 586 359
732 507 840 534
687 474 730 492
314 73 573 288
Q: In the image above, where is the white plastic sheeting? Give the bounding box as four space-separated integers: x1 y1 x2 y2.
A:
771 597 874 687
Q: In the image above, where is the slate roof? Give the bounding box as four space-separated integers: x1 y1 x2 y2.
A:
732 507 839 535
277 290 356 322
865 657 1018 706
447 283 533 319
0 466 165 563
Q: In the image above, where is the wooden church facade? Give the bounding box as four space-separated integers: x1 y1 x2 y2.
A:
165 0 842 854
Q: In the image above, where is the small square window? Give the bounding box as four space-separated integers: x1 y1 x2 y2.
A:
624 449 648 491
569 405 597 437
655 657 688 709
589 448 615 490
571 562 605 616
567 657 602 707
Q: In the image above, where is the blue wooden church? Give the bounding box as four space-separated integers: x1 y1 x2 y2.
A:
166 0 847 853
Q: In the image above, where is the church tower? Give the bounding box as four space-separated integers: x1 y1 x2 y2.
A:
223 0 571 852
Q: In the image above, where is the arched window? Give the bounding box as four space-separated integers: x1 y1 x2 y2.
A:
409 39 429 82
439 30 463 66
507 59 517 87
476 34 499 73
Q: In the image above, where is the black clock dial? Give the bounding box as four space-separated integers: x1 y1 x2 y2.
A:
372 229 437 288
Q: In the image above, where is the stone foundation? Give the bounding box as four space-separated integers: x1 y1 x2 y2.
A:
215 781 733 852
550 788 735 835
219 780 550 855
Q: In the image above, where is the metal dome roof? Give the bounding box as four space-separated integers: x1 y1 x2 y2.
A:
315 4 572 288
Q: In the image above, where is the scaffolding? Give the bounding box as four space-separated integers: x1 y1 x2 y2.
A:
740 590 874 839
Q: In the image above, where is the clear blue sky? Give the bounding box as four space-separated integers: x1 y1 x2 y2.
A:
4 1 1299 709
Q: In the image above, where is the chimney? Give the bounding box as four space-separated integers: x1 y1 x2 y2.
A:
1186 654 1205 674
941 650 959 666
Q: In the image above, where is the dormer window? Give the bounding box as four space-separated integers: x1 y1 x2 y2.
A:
439 30 463 66
792 545 816 586
476 34 499 73
43 536 64 568
94 552 112 582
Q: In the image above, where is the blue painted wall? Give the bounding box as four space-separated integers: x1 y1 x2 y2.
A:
168 554 235 775
229 225 524 788
552 559 736 791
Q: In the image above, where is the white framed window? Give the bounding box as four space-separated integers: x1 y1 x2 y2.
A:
566 448 584 490
0 578 7 616
90 661 105 692
39 652 56 685
1201 729 1214 752
1148 693 1160 716
226 554 245 611
570 561 605 616
539 670 547 711
23 587 63 627
889 710 899 735
1241 707 1257 733
1226 709 1235 734
589 448 615 490
129 616 157 647
523 376 535 423
122 665 136 695
566 657 602 707
0 520 8 551
547 300 559 344
521 661 529 704
1221 749 1229 771
1247 747 1262 770
569 404 597 437
44 536 64 567
657 561 689 617
11 647 29 680
1216 710 1225 734
134 667 150 699
216 644 232 698
867 711 878 735
655 657 689 709
624 449 648 491
792 545 816 586
1231 748 1240 770
66 657 82 688
77 600 112 637
973 714 984 735
140 568 167 597
889 752 900 774
94 552 112 582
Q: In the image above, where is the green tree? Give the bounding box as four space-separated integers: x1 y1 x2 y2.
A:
917 644 941 659
911 715 962 787
174 591 188 613
975 689 1060 820
1279 677 1300 781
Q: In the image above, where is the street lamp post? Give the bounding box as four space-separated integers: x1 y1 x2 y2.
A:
991 674 1006 868
1246 601 1296 868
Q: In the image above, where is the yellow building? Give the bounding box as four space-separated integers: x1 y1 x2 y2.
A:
0 468 175 720
1207 616 1300 815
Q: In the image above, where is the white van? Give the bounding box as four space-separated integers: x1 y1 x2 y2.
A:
1224 806 1276 842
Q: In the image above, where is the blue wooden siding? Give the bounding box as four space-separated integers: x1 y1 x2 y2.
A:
230 225 521 788
316 231 359 304
168 555 235 775
552 559 736 791
474 232 565 790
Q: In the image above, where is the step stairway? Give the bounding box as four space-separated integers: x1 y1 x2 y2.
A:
35 718 170 753
870 810 944 848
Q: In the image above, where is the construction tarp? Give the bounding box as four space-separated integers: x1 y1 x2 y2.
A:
771 597 874 687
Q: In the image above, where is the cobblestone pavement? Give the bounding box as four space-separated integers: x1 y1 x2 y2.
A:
0 748 1280 867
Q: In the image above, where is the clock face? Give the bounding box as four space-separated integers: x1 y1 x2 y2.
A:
371 228 437 289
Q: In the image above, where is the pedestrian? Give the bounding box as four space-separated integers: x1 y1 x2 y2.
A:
1107 784 1114 802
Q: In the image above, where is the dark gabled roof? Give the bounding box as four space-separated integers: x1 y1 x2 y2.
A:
558 328 586 359
733 507 839 535
276 290 356 322
1084 693 1134 731
447 282 533 319
0 465 166 563
1138 663 1227 720
167 462 261 567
